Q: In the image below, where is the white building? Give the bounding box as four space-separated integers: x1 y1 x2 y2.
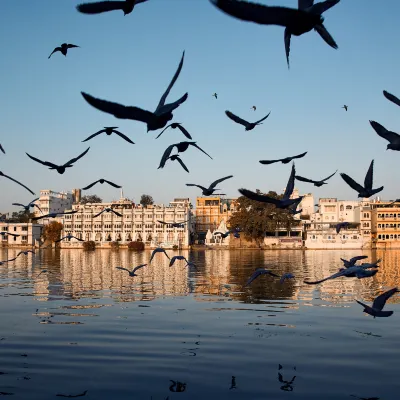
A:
290 189 314 218
34 189 79 218
0 223 43 247
312 198 361 224
59 197 194 249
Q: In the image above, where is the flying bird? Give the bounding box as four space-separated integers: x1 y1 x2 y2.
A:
16 250 35 257
186 175 233 196
251 106 256 111
340 160 383 198
340 255 368 268
356 288 399 318
82 179 121 190
342 105 348 111
149 247 170 263
210 0 340 68
383 90 400 108
55 234 84 243
213 230 231 239
48 43 79 59
280 273 295 284
158 141 212 169
213 93 218 99
93 208 122 218
164 155 189 172
0 144 5 154
0 171 35 195
245 268 279 286
239 163 303 209
259 151 307 165
225 110 271 131
32 211 78 221
336 221 350 234
81 51 187 133
157 220 189 228
155 123 192 140
26 147 90 175
82 127 134 144
116 264 147 277
369 120 400 151
295 170 337 187
76 0 148 15
12 198 41 213
169 255 195 268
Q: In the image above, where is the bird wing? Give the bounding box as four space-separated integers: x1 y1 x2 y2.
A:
284 28 291 68
313 23 338 49
155 124 173 139
104 179 122 188
0 172 35 195
349 255 368 266
225 110 249 127
116 266 130 273
175 124 192 139
66 44 80 49
157 220 167 225
255 112 271 124
174 156 190 173
132 264 147 274
81 129 105 142
209 175 234 190
93 210 105 218
238 188 280 205
340 173 364 194
283 163 296 200
298 0 314 9
169 256 178 266
259 159 281 165
12 203 25 207
72 235 84 241
76 1 125 14
295 175 316 184
321 170 337 182
372 288 399 311
63 211 78 215
289 151 307 161
48 47 61 59
63 147 90 167
81 92 155 122
210 0 308 27
26 153 58 169
189 143 213 159
303 270 346 284
383 90 400 107
308 0 339 16
113 130 135 144
186 184 207 191
28 198 40 206
364 159 374 191
0 144 5 154
155 51 185 112
158 144 176 169
369 120 400 143
156 93 188 117
82 180 100 190
55 236 67 243
111 209 123 217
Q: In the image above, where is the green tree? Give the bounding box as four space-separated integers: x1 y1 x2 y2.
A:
11 210 35 223
228 191 298 246
81 194 102 204
140 194 154 207
42 221 64 243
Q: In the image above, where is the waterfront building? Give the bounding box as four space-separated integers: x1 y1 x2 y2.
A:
33 189 80 218
370 200 400 249
290 189 314 219
0 223 43 247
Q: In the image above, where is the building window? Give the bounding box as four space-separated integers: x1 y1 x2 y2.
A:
346 205 352 210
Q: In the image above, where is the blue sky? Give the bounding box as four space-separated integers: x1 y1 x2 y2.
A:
1 0 400 212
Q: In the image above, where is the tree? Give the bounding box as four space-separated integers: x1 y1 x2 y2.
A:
228 191 298 246
42 221 63 243
140 194 154 207
81 194 102 204
11 210 35 223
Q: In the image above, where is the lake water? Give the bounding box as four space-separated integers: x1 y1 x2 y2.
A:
0 248 399 400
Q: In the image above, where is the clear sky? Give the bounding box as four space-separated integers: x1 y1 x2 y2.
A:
1 0 400 212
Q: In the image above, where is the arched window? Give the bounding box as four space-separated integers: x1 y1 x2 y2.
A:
346 205 352 210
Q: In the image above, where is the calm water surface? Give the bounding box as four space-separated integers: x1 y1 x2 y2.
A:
0 248 399 400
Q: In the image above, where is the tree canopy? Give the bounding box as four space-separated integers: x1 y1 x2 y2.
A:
228 190 298 245
140 194 154 207
81 194 102 204
10 210 35 223
42 221 63 243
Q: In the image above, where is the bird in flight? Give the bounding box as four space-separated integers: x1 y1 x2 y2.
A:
335 221 350 234
245 268 280 286
239 163 303 209
225 110 271 131
82 179 121 190
295 169 337 187
340 160 383 198
342 105 348 111
56 234 84 243
213 230 231 239
12 198 42 213
158 141 212 170
259 151 307 165
340 255 368 269
251 106 256 111
116 264 147 277
213 93 218 99
81 51 187 133
186 175 233 196
149 247 170 263
26 147 90 175
383 90 400 108
32 211 78 221
93 208 122 218
169 255 195 268
369 120 400 151
280 273 295 284
48 43 80 59
0 171 35 195
157 220 189 228
155 123 192 140
165 154 190 173
210 0 340 68
76 0 148 15
82 127 134 144
0 144 5 154
356 288 399 318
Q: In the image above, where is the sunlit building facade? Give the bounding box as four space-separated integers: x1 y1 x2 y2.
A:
0 223 43 247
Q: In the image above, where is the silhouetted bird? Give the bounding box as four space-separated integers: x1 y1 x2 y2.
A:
213 93 218 99
93 208 122 218
169 255 194 267
260 151 307 165
157 220 189 228
383 90 400 107
82 179 121 190
213 230 231 239
149 247 170 263
210 0 340 68
239 163 303 209
186 175 233 196
158 141 212 169
356 288 399 318
336 221 350 233
16 250 35 257
48 43 79 59
340 160 383 198
342 105 348 111
32 211 78 221
251 106 256 111
165 155 189 172
369 120 400 151
341 255 368 268
116 264 147 277
81 51 187 133
0 171 35 195
12 198 41 213
295 169 337 187
82 127 134 144
155 123 192 139
26 148 90 175
55 234 84 243
77 0 148 15
0 232 20 238
245 268 279 286
225 110 270 131
0 144 5 154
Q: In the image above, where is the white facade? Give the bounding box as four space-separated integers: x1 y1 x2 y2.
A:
59 198 194 249
34 190 76 218
0 223 43 246
205 220 230 246
312 198 361 224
